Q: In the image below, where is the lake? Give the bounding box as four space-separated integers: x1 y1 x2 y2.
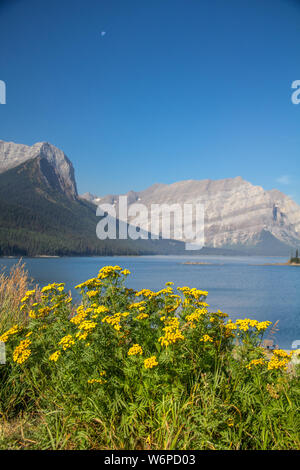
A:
0 255 299 349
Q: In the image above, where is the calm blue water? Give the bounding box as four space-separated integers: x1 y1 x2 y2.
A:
0 255 299 349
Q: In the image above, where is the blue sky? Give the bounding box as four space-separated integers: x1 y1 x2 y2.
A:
0 0 300 201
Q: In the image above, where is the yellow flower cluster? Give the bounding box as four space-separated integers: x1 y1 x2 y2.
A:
21 289 36 303
156 287 174 296
177 286 208 304
246 350 294 371
135 289 158 299
102 312 129 331
165 294 182 313
144 356 158 369
266 350 293 371
135 287 174 300
186 307 207 327
129 301 146 310
49 350 61 362
225 320 237 331
97 265 122 279
246 358 265 369
128 344 143 356
70 306 89 325
255 321 272 331
0 324 21 343
121 269 131 276
135 312 149 320
88 378 106 384
75 277 101 290
41 283 64 293
29 306 51 319
235 319 272 332
201 334 213 343
129 301 149 318
59 334 75 351
91 305 110 319
94 305 109 315
158 317 184 347
267 356 290 371
13 339 31 364
6 265 284 394
272 349 293 359
76 331 88 341
86 290 98 298
77 320 97 332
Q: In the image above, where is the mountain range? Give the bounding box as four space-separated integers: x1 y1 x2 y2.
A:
0 140 184 256
82 178 300 255
0 138 300 256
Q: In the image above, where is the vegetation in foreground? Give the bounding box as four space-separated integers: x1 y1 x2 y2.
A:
0 263 299 450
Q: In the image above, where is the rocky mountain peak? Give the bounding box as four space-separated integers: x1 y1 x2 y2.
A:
0 139 77 198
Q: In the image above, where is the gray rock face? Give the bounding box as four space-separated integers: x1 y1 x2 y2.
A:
0 140 77 198
83 177 300 249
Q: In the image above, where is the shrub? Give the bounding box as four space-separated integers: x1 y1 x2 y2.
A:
0 265 299 450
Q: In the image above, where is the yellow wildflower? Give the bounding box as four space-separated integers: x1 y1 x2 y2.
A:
88 378 107 384
78 320 97 331
13 339 31 364
87 290 98 298
135 312 149 320
75 331 88 341
144 356 158 369
186 308 207 325
158 317 184 347
97 265 122 280
128 344 143 356
121 269 131 276
49 351 61 362
0 324 20 343
201 334 213 343
70 306 88 325
246 358 265 369
58 334 75 350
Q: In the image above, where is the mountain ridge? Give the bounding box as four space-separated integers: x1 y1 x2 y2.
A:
0 141 190 256
1 138 299 256
81 177 300 254
0 140 77 199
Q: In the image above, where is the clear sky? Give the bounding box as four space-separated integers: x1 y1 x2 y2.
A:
0 0 300 201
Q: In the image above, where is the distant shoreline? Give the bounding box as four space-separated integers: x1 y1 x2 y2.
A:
257 262 300 267
182 261 300 267
0 255 297 263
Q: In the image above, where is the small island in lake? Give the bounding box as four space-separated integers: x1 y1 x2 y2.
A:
182 261 214 265
289 249 300 265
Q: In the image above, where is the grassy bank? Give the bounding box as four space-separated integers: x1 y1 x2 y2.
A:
0 264 299 450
